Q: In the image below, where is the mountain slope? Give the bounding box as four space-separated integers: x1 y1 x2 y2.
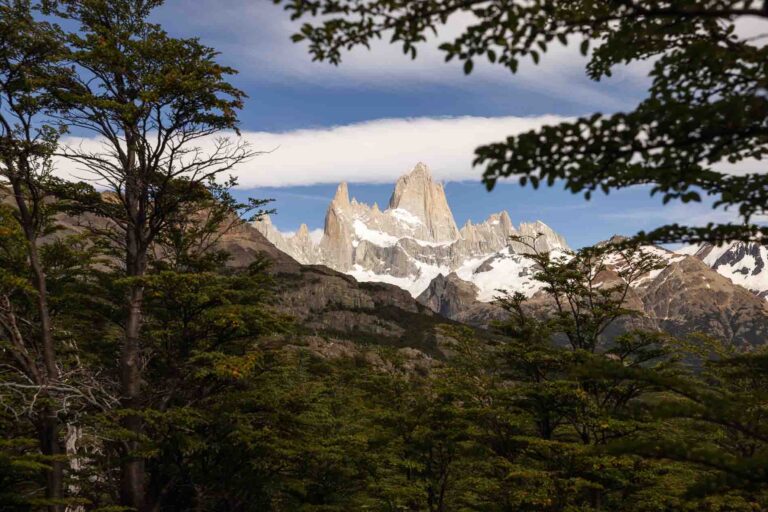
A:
203 221 476 358
641 255 768 346
418 243 768 347
46 204 470 361
678 242 768 299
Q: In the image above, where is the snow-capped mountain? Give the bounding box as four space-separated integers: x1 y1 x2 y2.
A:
416 237 768 347
677 242 768 299
253 162 569 298
252 164 768 347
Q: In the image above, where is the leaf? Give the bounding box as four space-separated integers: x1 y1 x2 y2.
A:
580 39 590 56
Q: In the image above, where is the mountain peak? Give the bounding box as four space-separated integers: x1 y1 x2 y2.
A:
254 161 570 300
410 161 431 177
296 223 310 240
388 162 459 242
332 182 350 207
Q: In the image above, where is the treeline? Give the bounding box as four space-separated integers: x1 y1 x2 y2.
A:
1 0 767 511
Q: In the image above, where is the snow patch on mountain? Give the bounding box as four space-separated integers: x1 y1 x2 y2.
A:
352 220 400 247
389 208 422 226
454 247 565 301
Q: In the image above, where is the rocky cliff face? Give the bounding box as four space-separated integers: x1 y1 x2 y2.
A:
417 273 480 319
388 162 459 242
254 162 569 298
217 222 496 359
640 255 768 346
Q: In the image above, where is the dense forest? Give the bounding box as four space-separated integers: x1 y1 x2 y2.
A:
1 1 767 511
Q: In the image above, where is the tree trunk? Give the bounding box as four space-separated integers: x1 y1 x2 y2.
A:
38 411 65 511
31 243 65 512
118 132 149 510
120 281 146 510
12 179 65 512
120 160 147 506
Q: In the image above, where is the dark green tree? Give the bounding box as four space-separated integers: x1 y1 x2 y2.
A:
616 339 768 509
0 204 108 510
43 1 256 507
0 2 74 507
431 241 689 510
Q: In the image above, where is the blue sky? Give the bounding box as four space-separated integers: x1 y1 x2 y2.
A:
94 1 747 247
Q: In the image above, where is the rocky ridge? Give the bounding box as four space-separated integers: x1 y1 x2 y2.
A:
251 163 768 348
678 242 768 299
419 241 768 347
254 162 569 298
215 220 502 359
44 203 475 363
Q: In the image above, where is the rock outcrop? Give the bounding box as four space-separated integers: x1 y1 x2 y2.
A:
388 162 459 242
640 255 768 346
417 273 480 319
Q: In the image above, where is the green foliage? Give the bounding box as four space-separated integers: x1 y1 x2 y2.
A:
497 236 666 351
0 438 53 510
5 201 768 510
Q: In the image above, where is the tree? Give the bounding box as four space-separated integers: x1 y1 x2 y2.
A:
0 2 73 508
475 240 682 509
615 340 768 509
275 0 768 245
0 204 110 510
500 235 665 352
45 0 256 507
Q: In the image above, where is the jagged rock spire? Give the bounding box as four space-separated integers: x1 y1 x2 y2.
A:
253 161 570 298
332 182 350 207
388 162 459 242
296 223 310 240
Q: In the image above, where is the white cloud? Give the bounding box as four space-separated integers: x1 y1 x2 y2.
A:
156 1 766 114
54 114 571 188
156 0 647 111
54 114 767 189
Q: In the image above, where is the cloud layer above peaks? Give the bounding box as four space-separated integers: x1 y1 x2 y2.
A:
56 115 569 188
